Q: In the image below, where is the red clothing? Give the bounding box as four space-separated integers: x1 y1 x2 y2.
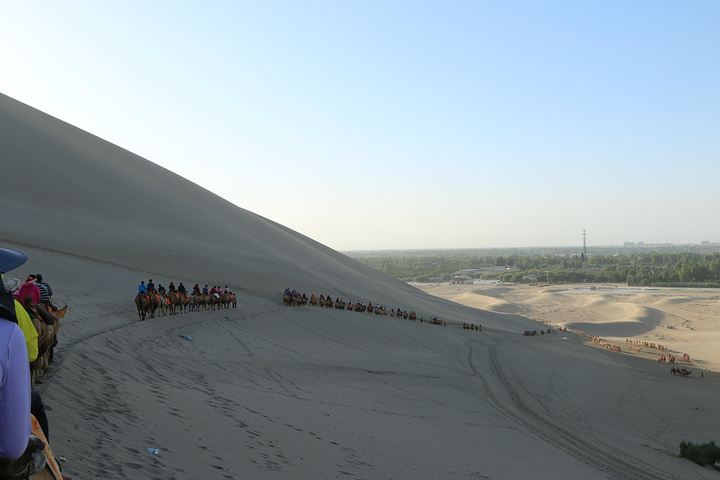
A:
15 281 41 305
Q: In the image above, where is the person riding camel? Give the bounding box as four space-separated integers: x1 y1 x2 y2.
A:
147 279 156 293
168 282 176 293
15 275 41 305
157 284 166 295
138 281 147 295
178 283 186 294
192 284 201 295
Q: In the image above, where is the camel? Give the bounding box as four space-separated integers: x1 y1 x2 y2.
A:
190 292 203 311
135 294 148 320
147 291 159 318
31 305 66 385
209 293 220 310
166 292 180 314
157 292 169 316
226 293 238 308
178 293 189 313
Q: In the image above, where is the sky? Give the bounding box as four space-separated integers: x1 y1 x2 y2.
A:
1 1 718 251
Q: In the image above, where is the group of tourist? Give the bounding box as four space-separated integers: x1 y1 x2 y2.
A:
283 288 418 318
580 332 696 375
136 279 237 320
523 328 554 336
138 280 233 298
670 367 692 376
282 288 485 332
590 335 622 352
1 247 67 478
625 339 666 351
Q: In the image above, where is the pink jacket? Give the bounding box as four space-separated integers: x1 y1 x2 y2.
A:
15 282 41 305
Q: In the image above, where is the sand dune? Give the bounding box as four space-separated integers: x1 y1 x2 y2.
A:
420 283 720 372
2 93 720 479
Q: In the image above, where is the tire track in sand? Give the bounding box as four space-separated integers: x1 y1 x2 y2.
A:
467 340 677 480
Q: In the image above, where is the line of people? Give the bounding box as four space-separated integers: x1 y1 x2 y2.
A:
136 279 237 320
284 288 419 319
138 279 233 298
1 247 68 478
283 289 485 331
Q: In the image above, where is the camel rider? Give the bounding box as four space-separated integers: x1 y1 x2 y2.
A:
168 282 176 293
193 284 201 295
147 279 156 293
202 285 208 295
138 281 147 295
178 283 186 294
157 284 166 295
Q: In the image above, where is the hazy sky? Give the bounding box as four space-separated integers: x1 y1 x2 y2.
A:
2 1 718 251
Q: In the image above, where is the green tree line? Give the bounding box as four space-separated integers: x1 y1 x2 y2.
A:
345 248 720 287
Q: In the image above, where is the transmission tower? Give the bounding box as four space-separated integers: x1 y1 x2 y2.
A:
581 229 587 282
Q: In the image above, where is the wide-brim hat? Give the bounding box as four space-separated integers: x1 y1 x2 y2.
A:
0 248 28 274
4 277 21 292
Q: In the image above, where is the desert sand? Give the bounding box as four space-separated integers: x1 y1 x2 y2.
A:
416 283 720 373
2 92 719 479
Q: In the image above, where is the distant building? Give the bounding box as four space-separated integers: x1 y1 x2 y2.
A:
456 266 517 276
452 275 471 284
623 241 645 248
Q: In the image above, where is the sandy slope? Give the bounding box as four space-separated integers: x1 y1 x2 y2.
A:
2 93 720 479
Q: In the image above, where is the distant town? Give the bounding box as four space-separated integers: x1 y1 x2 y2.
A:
346 242 720 287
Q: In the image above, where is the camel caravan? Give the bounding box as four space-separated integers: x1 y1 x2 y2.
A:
3 275 67 388
134 285 237 321
283 288 420 319
281 288 481 331
523 328 554 336
26 301 67 387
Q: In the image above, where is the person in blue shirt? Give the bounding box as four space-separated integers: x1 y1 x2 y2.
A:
138 281 147 295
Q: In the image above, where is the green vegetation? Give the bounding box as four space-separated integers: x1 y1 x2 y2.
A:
679 440 720 468
345 246 720 287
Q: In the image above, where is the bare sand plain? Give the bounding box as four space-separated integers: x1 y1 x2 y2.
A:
2 92 719 479
416 283 720 373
